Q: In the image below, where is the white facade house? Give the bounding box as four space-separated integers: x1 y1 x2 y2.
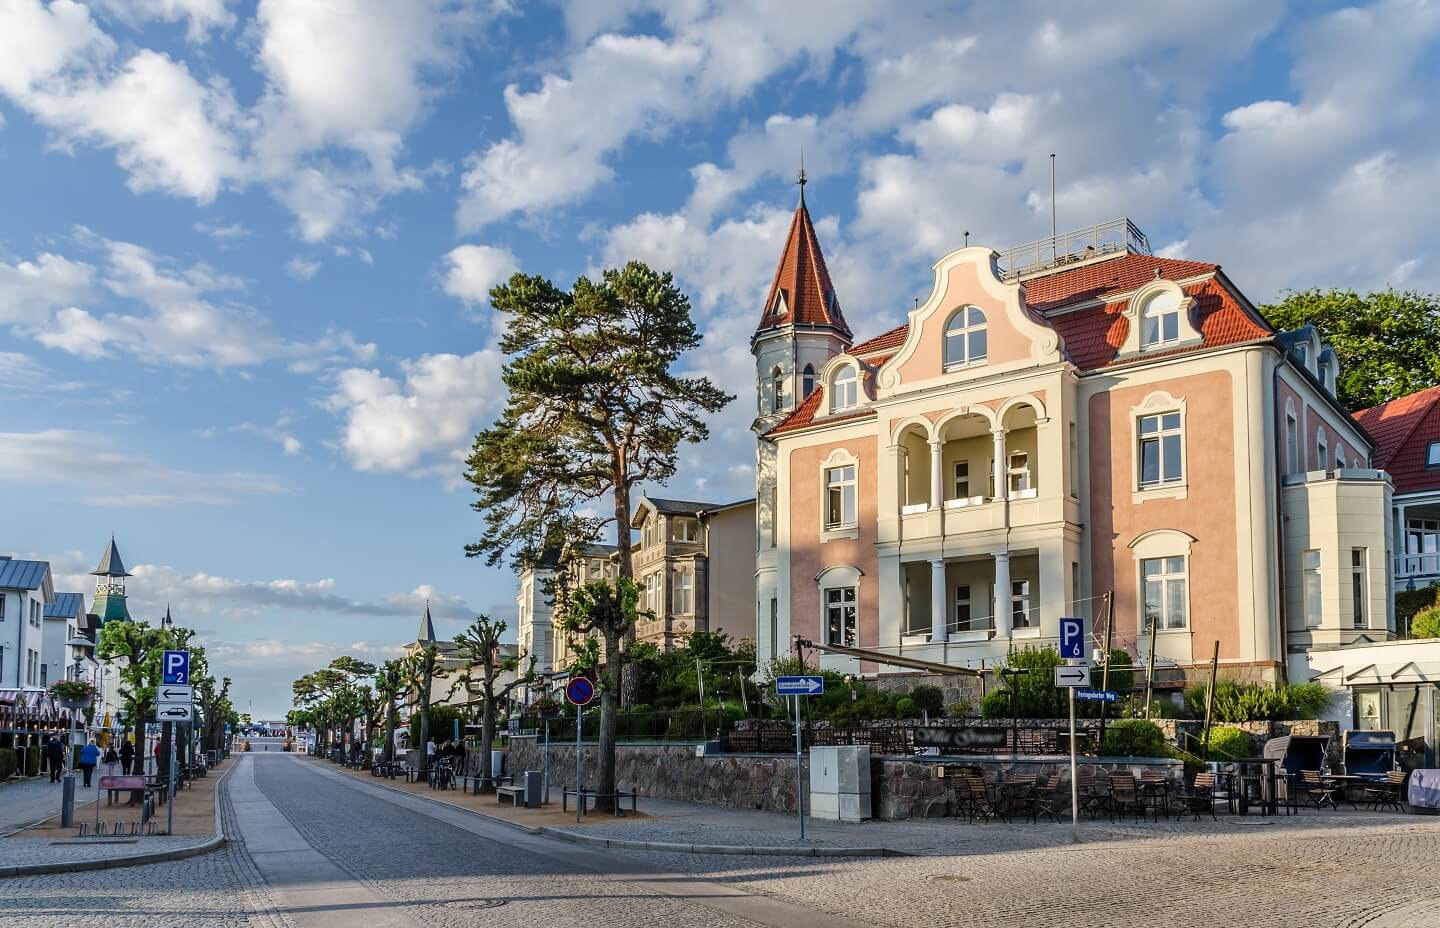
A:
0 557 54 691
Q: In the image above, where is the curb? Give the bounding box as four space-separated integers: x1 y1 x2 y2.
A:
306 757 903 858
0 758 234 878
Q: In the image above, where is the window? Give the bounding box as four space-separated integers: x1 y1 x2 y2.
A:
771 366 784 413
1069 422 1078 497
1138 412 1183 487
1336 445 1347 472
831 367 858 412
1139 290 1181 347
1295 344 1308 368
39 662 46 686
825 464 857 529
641 519 656 549
1011 580 1033 629
1141 556 1188 629
769 598 778 657
824 587 857 646
953 461 970 499
1428 441 1440 468
672 568 693 613
801 364 816 399
1008 451 1031 494
643 572 660 614
1303 550 1322 627
0 594 5 623
1316 429 1327 471
1285 412 1299 474
671 518 698 542
1351 548 1368 629
943 307 987 369
953 584 982 633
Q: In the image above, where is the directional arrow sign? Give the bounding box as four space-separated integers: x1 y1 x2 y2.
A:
157 704 193 722
1054 665 1091 688
775 675 824 696
159 685 192 702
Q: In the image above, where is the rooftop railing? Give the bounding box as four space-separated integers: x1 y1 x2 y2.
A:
996 217 1152 281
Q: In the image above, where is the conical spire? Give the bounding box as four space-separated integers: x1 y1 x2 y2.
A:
756 181 850 338
90 536 132 578
417 600 436 644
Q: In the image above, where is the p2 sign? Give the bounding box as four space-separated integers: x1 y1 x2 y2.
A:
1059 617 1086 661
162 649 190 685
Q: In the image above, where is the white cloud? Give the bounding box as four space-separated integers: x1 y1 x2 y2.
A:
441 244 518 307
286 256 321 281
231 420 304 456
194 220 250 243
0 429 289 506
0 250 95 326
324 349 505 477
0 0 113 97
88 0 235 42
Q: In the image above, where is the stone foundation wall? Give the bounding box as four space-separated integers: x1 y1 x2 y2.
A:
505 737 808 812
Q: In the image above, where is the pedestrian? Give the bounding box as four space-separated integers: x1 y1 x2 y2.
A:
119 738 135 775
426 738 436 763
103 744 119 776
45 736 65 783
79 740 101 787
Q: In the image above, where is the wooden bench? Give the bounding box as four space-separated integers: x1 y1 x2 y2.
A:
562 788 638 816
496 783 527 807
461 774 512 794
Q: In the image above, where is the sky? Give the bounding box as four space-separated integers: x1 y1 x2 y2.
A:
3 0 1439 718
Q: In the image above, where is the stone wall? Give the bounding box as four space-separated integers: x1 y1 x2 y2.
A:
506 737 807 812
868 673 985 712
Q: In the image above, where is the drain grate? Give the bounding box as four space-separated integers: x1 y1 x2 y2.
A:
439 899 506 909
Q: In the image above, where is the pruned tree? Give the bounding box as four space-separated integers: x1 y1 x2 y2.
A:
452 615 536 787
374 659 405 763
97 620 166 775
402 645 444 773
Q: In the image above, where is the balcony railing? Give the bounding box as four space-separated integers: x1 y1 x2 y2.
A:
1395 553 1440 580
996 217 1151 281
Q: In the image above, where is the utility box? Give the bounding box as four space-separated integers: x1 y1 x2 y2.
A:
524 770 544 809
809 745 871 822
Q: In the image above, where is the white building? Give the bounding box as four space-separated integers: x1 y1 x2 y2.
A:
0 557 53 691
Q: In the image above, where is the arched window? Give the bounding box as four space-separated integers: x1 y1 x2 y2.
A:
943 307 987 369
1140 290 1181 347
801 364 816 399
771 366 784 413
831 367 858 412
1316 428 1327 472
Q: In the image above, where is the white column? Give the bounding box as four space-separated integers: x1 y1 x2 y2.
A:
930 557 948 643
994 551 1012 639
991 428 1007 500
929 439 944 509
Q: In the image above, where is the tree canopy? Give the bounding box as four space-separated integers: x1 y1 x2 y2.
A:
1261 288 1440 410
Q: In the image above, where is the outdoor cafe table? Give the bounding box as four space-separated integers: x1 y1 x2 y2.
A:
1222 759 1280 815
1322 774 1366 807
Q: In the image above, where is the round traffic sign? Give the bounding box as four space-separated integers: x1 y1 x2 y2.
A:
565 675 595 707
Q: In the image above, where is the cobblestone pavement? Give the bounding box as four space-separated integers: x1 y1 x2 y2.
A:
0 788 290 928
0 834 213 869
609 814 1440 927
0 776 98 836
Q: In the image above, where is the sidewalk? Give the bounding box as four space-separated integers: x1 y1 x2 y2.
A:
311 755 1426 858
0 755 233 876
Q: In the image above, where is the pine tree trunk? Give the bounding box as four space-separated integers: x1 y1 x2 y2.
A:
613 477 639 708
595 627 622 812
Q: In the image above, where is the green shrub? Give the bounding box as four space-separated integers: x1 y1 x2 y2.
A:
945 698 975 718
23 746 40 777
1412 605 1440 639
910 685 944 717
895 697 918 719
1101 719 1169 757
0 748 15 780
1183 681 1333 722
1204 726 1252 760
983 646 1066 718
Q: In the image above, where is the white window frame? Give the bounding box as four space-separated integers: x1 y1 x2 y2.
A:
671 518 698 543
1285 404 1299 475
1303 549 1323 628
1336 444 1347 472
801 364 816 399
1010 580 1033 629
1130 392 1187 502
1316 428 1327 472
953 461 970 500
1139 289 1182 348
824 586 858 647
822 452 858 533
830 366 858 412
1140 555 1189 630
1428 440 1440 469
672 567 693 614
1350 548 1368 629
771 366 784 414
942 306 988 370
1007 451 1031 495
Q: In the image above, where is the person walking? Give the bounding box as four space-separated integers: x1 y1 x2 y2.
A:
79 740 101 787
45 737 65 783
119 738 135 775
103 745 119 775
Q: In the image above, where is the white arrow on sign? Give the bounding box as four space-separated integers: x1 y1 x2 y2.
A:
1054 665 1092 688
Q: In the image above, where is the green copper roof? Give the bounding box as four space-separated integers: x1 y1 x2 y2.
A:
91 591 131 624
90 538 132 578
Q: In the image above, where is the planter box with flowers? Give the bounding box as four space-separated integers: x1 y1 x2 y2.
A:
49 679 97 711
532 697 562 718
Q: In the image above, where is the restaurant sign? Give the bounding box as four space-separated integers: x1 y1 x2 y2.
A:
913 726 1010 751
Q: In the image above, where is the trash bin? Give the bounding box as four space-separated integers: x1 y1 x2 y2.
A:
490 750 504 781
524 770 543 809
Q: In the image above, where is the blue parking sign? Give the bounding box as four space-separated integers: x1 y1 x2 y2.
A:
1059 617 1086 660
162 650 190 685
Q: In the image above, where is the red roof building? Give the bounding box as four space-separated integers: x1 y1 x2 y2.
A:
1355 385 1440 592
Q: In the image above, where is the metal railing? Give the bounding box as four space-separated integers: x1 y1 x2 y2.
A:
996 217 1151 280
1394 553 1440 580
515 708 727 743
720 723 1096 757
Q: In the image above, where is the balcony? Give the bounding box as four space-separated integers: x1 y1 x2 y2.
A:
1395 553 1440 589
996 217 1151 281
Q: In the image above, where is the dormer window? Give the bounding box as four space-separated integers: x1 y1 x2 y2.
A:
1140 290 1181 348
1295 344 1308 368
831 366 858 412
770 290 788 318
1428 441 1440 469
943 307 987 369
801 364 816 399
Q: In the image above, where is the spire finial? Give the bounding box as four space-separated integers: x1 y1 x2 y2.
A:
796 148 807 205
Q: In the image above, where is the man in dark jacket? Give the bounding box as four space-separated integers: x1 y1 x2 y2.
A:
45 737 65 782
119 738 136 775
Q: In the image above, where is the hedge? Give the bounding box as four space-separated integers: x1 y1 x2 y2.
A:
0 748 16 780
1205 726 1252 760
1101 719 1169 758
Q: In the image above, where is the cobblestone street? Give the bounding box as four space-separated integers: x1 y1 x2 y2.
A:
3 754 1439 927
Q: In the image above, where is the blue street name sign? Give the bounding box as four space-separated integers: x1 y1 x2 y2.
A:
775 675 824 696
1059 616 1086 661
565 675 595 707
1075 689 1118 703
161 650 190 686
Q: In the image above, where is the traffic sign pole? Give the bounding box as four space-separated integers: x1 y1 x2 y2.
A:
575 704 582 824
794 693 804 841
1068 686 1079 844
167 720 175 836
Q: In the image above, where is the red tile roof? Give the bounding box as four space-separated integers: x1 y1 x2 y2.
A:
1354 385 1440 493
851 323 908 356
756 199 850 337
1025 254 1218 312
766 384 876 435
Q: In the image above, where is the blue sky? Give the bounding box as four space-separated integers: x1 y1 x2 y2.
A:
3 1 1438 717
